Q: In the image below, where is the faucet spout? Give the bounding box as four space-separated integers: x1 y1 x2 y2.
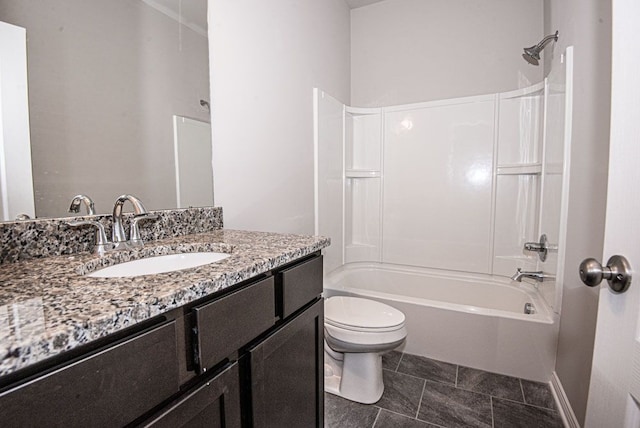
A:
511 269 525 282
69 194 96 215
112 194 148 249
511 268 551 283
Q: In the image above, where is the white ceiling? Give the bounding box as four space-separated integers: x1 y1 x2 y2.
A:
141 0 208 36
345 0 388 9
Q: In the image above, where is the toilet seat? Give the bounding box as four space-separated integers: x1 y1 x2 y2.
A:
323 296 408 404
325 296 405 332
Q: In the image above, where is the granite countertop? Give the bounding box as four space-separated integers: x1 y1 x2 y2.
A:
0 229 330 377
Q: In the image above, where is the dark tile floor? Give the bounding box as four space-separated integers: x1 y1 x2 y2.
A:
324 351 564 428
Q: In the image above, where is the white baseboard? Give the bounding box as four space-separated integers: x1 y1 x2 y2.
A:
550 371 581 428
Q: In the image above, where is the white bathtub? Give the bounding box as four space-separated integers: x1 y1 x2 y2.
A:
323 263 558 382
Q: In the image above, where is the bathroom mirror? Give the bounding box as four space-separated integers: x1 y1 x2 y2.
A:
0 0 211 220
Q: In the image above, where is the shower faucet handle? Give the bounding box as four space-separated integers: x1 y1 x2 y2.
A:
524 234 549 262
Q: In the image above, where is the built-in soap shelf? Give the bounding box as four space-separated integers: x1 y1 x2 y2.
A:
345 169 381 178
496 163 542 175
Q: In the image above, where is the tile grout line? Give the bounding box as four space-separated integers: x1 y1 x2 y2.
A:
390 369 456 387
445 380 497 398
490 396 495 428
494 395 559 412
415 378 427 420
518 379 526 404
376 407 445 427
396 351 404 372
455 364 459 388
417 417 447 428
370 407 382 428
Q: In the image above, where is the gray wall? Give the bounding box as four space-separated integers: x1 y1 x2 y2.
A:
209 0 544 235
209 0 351 234
0 1 210 217
544 0 611 424
351 0 544 106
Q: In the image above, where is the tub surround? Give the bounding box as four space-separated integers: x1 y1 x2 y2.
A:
0 208 329 377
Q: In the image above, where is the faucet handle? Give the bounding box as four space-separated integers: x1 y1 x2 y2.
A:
66 220 114 256
129 214 158 248
524 234 548 261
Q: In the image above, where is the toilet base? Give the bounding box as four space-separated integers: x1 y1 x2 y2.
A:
324 348 384 404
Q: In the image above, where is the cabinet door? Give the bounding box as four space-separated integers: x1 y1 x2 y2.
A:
141 362 241 428
0 321 180 428
248 299 323 428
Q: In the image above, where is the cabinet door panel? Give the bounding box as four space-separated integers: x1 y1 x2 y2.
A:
249 299 324 428
141 362 241 428
194 277 275 371
0 321 179 428
278 255 323 318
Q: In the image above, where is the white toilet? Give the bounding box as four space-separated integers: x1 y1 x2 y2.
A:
323 296 407 404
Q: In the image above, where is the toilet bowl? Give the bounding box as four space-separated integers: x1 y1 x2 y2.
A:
323 296 407 404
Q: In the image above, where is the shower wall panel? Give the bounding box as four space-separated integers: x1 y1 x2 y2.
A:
492 86 544 276
382 100 496 273
344 109 383 263
346 113 381 171
345 177 381 262
538 56 571 312
492 174 540 276
497 93 543 165
315 90 344 274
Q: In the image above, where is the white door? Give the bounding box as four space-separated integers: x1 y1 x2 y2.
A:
584 0 640 426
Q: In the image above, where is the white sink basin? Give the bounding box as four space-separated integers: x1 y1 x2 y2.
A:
87 252 231 278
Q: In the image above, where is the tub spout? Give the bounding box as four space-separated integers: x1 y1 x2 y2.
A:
511 268 552 282
510 270 523 281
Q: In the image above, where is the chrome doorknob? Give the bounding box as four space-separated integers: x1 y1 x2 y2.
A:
579 255 632 293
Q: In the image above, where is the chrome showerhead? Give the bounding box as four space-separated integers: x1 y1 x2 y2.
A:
522 30 559 66
522 46 541 65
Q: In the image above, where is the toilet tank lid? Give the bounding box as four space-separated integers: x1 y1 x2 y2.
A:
324 296 405 329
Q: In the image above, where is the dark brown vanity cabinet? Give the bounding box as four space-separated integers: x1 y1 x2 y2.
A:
140 361 241 428
277 254 323 319
246 299 324 428
0 253 324 428
0 321 181 428
193 276 276 372
146 253 324 428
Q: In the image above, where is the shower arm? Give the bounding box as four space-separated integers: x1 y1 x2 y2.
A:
534 31 559 51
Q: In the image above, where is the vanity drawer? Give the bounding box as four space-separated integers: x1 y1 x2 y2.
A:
278 255 323 318
0 321 180 428
194 276 275 371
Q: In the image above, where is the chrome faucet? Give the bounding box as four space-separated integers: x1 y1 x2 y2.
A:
510 268 552 282
111 194 157 250
69 194 96 215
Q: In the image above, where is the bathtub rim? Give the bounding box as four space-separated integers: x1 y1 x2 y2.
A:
323 262 554 325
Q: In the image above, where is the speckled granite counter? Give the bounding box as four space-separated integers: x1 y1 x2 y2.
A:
0 229 329 377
